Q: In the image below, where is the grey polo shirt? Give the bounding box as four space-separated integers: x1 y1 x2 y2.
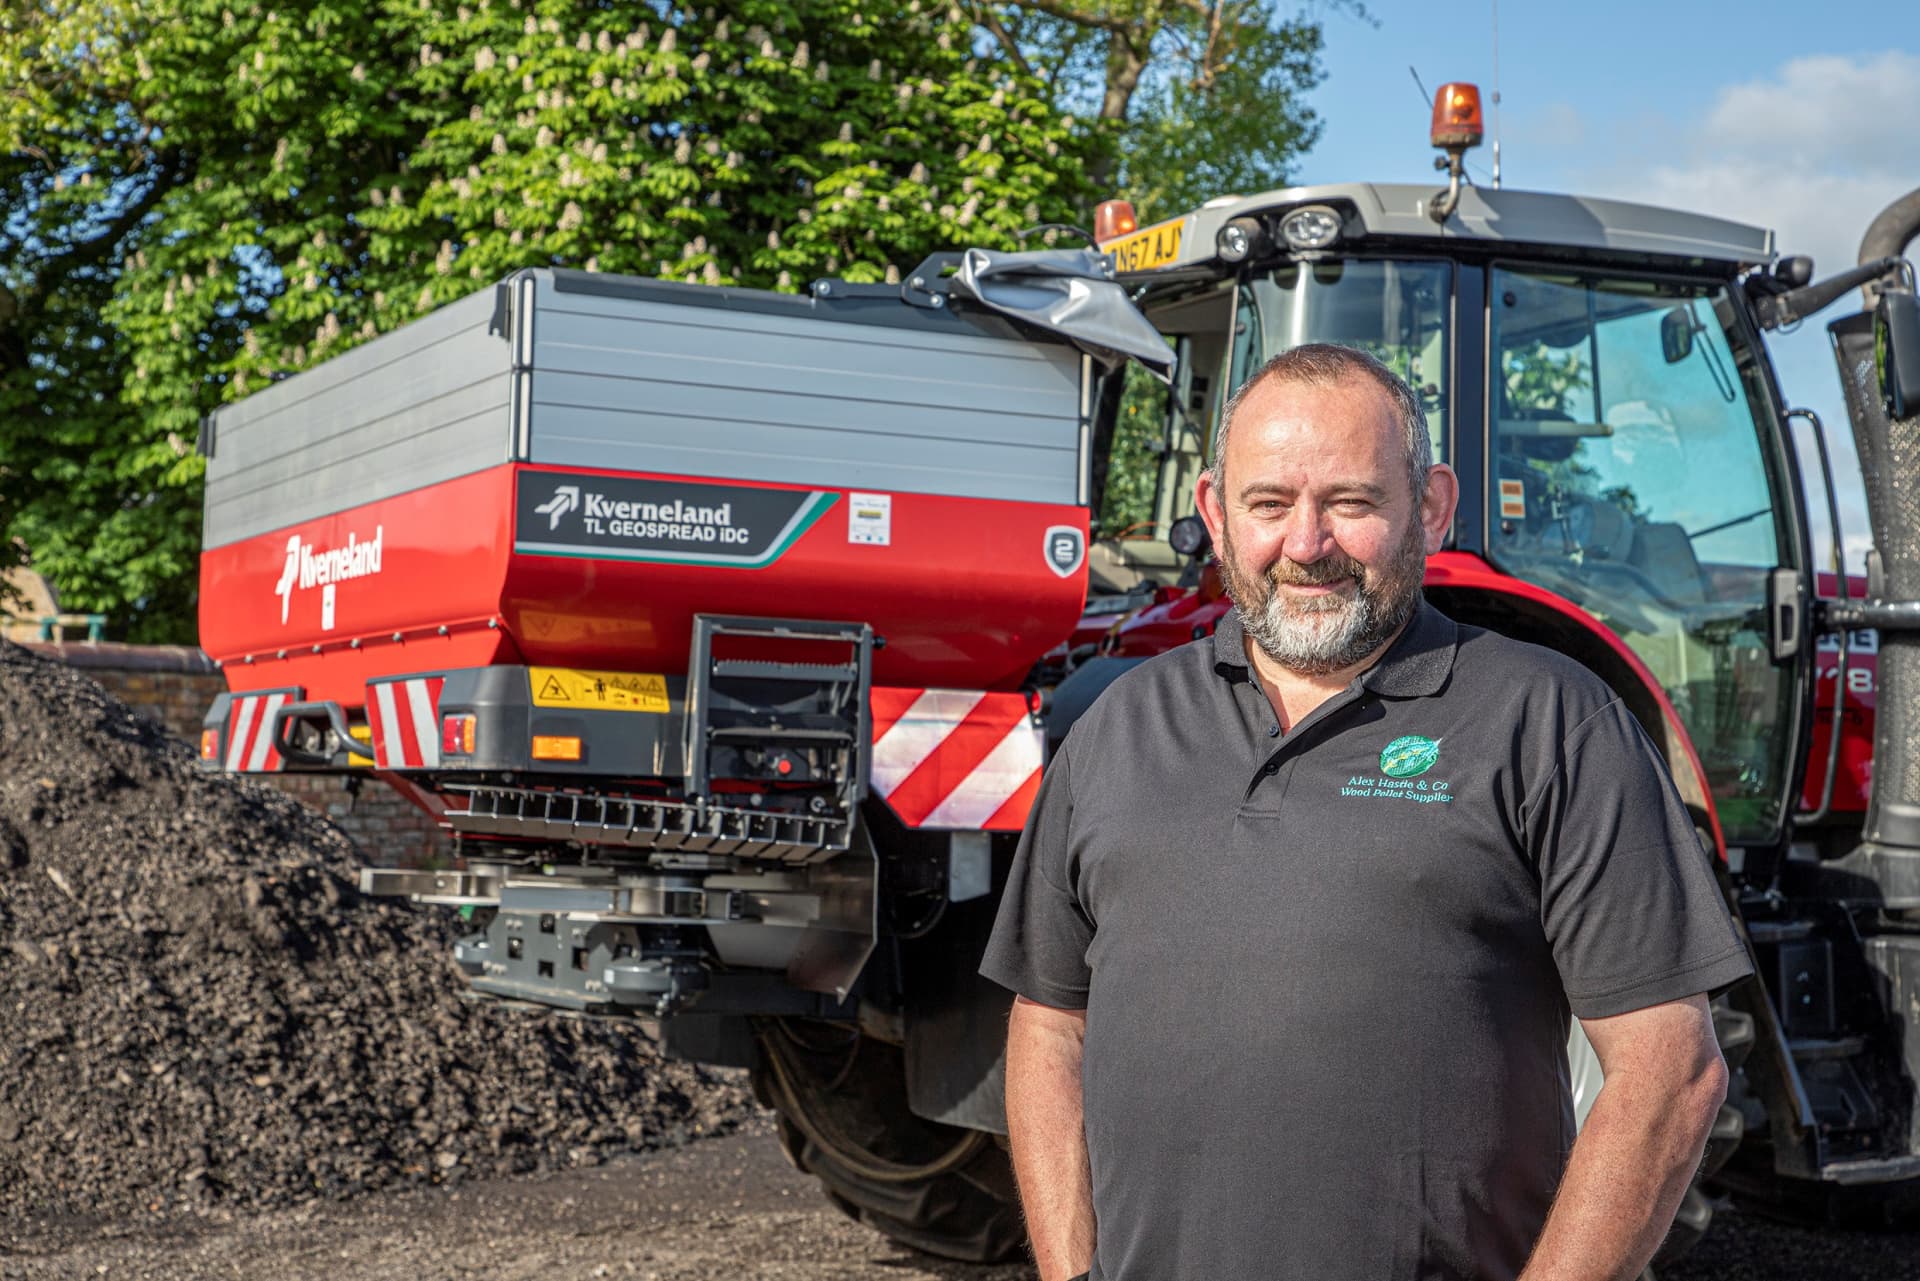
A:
981 600 1752 1281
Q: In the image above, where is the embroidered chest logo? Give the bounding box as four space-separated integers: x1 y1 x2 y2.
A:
1380 735 1441 779
1339 734 1454 805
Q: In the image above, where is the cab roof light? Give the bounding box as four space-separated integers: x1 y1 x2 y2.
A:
1215 216 1264 264
531 734 582 762
1430 82 1485 150
1093 199 1138 246
1279 205 1342 252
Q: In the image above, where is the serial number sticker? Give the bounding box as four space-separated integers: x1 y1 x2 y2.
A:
530 667 671 713
1105 219 1187 272
848 491 892 546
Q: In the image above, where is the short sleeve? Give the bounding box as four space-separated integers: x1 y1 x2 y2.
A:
979 742 1093 1008
1527 700 1752 1020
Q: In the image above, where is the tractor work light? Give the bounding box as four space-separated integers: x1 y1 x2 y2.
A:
441 713 477 756
1093 199 1138 246
531 734 583 762
1279 205 1342 251
1430 82 1485 150
1215 216 1263 263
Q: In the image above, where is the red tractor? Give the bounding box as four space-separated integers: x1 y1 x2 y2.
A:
197 83 1920 1265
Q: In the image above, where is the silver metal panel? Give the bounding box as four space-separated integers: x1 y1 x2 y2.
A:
522 274 1084 504
202 288 512 548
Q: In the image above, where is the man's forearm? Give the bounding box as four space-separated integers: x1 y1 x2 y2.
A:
1005 997 1094 1281
1520 1046 1728 1280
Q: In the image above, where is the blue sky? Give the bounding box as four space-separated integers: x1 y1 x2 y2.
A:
1290 0 1920 571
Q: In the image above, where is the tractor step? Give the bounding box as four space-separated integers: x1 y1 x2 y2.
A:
444 782 852 863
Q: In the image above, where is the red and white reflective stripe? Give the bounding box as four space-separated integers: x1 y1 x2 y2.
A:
366 677 446 768
869 688 1044 831
224 692 289 772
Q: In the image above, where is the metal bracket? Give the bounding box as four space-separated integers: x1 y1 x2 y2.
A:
1428 149 1468 225
808 253 961 312
1823 599 1920 631
271 699 378 766
685 614 873 816
359 866 504 905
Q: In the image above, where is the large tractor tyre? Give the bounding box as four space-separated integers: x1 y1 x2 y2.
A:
752 1020 1026 1263
1566 996 1755 1270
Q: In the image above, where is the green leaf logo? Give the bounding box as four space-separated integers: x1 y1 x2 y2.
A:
1380 735 1441 779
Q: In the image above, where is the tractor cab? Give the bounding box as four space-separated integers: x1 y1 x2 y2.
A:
1078 168 1811 859
1060 95 1920 1240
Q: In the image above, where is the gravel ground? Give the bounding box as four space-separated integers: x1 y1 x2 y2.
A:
8 1124 1920 1280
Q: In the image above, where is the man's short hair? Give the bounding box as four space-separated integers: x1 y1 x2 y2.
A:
1211 344 1433 498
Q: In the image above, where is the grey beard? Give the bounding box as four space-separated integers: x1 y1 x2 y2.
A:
1221 525 1426 678
1237 579 1417 676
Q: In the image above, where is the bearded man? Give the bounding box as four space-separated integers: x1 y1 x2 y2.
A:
980 344 1751 1281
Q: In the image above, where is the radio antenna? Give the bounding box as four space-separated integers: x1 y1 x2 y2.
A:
1490 0 1503 188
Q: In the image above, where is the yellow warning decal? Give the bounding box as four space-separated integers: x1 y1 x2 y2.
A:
529 667 671 714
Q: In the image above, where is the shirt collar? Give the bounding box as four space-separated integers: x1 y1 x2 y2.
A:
1211 597 1458 699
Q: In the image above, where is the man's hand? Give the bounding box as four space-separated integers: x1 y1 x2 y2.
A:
1005 995 1094 1281
1521 993 1729 1280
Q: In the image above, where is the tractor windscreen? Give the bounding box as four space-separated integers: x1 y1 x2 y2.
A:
1229 258 1453 463
1488 268 1796 843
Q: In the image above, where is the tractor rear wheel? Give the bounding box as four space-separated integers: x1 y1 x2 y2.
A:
752 1019 1026 1264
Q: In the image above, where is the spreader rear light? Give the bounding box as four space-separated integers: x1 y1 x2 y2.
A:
441 713 477 756
531 734 582 762
199 729 217 760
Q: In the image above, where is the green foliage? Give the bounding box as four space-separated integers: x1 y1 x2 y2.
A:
1108 7 1323 215
1097 359 1167 536
1 0 1099 640
971 0 1328 218
1501 342 1589 416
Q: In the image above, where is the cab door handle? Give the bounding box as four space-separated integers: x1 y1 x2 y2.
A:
1770 567 1805 661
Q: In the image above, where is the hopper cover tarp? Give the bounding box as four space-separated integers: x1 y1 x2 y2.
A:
948 248 1174 381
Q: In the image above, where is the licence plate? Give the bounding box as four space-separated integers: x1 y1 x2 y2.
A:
1105 219 1187 272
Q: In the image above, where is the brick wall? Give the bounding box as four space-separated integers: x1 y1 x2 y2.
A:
23 642 451 868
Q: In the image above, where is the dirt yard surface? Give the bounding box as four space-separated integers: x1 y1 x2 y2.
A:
6 1121 1920 1281
2 1118 1016 1281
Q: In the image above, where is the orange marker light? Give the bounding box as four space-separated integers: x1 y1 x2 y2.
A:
200 728 218 760
1093 199 1138 246
531 734 583 762
1429 82 1484 150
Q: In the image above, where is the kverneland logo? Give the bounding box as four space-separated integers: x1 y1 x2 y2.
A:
274 526 384 625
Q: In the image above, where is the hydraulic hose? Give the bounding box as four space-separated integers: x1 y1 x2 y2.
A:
1858 187 1920 306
